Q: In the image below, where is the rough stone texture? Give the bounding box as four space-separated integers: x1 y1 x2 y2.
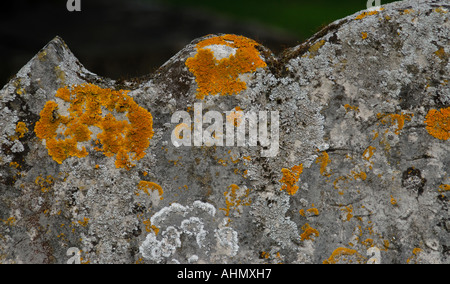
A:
0 0 449 264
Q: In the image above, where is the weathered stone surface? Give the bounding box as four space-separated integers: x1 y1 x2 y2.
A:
0 0 449 264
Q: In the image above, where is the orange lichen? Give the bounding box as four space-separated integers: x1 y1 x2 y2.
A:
1 216 17 226
323 247 365 264
363 146 376 161
300 223 319 241
9 161 19 169
352 171 367 181
316 151 331 176
434 7 448 14
390 195 398 205
377 112 413 134
34 84 154 169
407 248 422 264
11 121 28 140
220 184 252 216
137 181 163 200
143 218 160 234
279 164 303 195
307 207 320 216
341 205 353 222
35 174 54 193
424 107 450 140
77 217 89 227
402 9 414 14
361 32 368 40
185 34 267 99
344 104 359 113
355 8 383 20
299 209 306 217
439 184 450 192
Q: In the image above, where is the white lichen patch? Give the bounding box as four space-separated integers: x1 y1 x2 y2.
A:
203 44 237 60
140 201 239 263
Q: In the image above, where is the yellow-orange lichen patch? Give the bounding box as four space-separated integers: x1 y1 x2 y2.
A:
34 84 154 169
300 223 319 241
323 247 366 264
439 184 450 192
355 8 384 20
424 107 450 140
434 7 448 14
35 174 54 193
316 151 331 177
307 207 320 216
341 205 353 222
220 184 252 217
352 171 367 181
185 34 267 99
279 164 303 195
77 217 89 227
344 104 359 113
390 195 398 205
143 218 160 234
363 146 376 161
1 216 17 226
406 248 422 264
10 121 28 141
137 181 163 200
9 161 19 169
377 112 413 135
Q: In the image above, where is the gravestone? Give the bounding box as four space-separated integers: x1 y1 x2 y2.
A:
0 0 449 264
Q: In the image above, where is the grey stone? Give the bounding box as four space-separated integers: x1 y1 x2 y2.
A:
0 0 449 264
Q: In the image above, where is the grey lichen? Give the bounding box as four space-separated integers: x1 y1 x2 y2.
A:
0 0 449 264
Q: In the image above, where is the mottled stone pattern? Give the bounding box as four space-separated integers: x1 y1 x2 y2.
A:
0 0 448 264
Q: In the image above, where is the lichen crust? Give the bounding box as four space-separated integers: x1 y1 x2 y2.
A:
34 83 154 169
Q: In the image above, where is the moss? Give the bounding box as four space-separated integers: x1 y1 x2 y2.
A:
425 107 450 140
279 164 303 195
306 40 325 58
185 34 267 99
34 84 154 169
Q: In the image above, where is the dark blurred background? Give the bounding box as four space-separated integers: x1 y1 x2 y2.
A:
0 0 399 87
